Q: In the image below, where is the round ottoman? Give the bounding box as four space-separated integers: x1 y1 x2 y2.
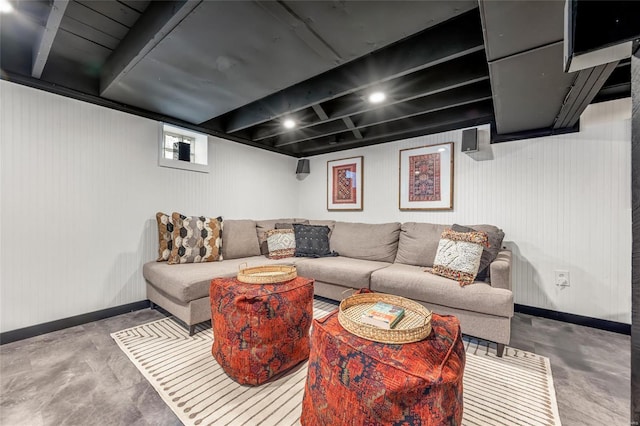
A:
301 311 465 425
209 276 314 386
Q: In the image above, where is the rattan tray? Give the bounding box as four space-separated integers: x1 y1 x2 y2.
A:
236 265 297 284
338 293 432 344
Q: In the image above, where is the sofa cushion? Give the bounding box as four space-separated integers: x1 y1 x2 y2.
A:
168 213 223 264
370 263 513 318
329 222 400 263
144 256 310 303
294 257 390 289
432 229 488 285
256 219 308 255
395 223 448 267
155 212 174 261
221 220 261 259
266 229 296 259
293 224 337 258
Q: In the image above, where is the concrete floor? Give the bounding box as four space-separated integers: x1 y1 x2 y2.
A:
0 307 631 426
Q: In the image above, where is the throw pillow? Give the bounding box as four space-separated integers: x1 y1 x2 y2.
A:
155 212 174 262
451 224 505 281
275 222 304 230
431 229 488 285
292 224 338 258
266 229 296 259
168 213 223 264
256 219 308 255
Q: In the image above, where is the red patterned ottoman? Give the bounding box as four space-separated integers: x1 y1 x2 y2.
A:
301 312 465 425
209 276 314 386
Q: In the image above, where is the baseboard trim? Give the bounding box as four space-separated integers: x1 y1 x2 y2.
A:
0 300 151 345
515 304 631 335
1 299 628 344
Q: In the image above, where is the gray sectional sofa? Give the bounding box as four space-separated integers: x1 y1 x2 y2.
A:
143 218 513 356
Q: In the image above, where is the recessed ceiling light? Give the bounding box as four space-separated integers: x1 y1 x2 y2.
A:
0 0 14 13
283 119 296 129
368 92 386 104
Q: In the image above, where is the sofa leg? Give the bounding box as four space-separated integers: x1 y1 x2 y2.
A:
149 301 155 310
189 325 196 336
496 343 505 357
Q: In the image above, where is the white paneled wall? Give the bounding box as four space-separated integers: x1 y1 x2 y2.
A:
0 79 632 332
297 99 632 323
0 81 298 332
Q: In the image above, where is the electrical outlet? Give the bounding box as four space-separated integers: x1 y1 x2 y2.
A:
555 270 570 287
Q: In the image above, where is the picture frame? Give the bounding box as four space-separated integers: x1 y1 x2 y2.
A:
399 142 453 210
327 156 363 211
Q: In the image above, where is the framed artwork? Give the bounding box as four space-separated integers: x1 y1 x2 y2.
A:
399 142 453 210
327 156 363 211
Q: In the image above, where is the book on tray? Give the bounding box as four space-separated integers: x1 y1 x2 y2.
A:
360 301 405 329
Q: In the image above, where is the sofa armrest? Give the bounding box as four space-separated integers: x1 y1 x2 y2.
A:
489 249 512 291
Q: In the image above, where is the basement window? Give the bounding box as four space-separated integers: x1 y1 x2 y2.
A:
158 123 209 173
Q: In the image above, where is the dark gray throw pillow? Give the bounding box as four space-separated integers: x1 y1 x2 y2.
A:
292 224 338 258
275 222 304 230
451 224 505 281
451 224 474 233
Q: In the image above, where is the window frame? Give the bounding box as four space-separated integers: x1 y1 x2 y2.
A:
158 123 209 173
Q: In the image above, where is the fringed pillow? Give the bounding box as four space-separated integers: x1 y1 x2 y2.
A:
155 212 174 261
431 229 489 285
168 213 223 264
266 229 296 259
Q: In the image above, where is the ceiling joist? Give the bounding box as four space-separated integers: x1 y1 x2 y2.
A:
100 0 202 95
215 9 484 133
296 100 494 155
273 81 492 148
250 50 489 142
32 0 69 78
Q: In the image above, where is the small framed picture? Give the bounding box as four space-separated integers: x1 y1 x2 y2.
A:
399 143 453 210
327 156 363 211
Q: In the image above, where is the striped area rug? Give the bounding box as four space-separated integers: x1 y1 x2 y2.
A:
112 299 561 426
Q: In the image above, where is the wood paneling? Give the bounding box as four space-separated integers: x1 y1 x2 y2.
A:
0 81 298 332
297 99 632 323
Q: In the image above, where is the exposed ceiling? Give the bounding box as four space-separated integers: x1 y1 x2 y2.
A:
0 0 632 157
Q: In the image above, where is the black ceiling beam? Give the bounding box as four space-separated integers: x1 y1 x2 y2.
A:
217 9 484 133
250 50 489 142
253 51 489 141
273 81 492 148
32 0 68 78
100 0 201 95
311 104 329 121
329 51 490 118
256 1 341 62
342 117 363 139
490 120 579 144
554 61 618 129
293 100 493 155
297 115 494 156
1 71 293 158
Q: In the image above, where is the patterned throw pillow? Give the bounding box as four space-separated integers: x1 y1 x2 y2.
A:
168 213 223 264
451 224 505 281
156 212 174 262
266 229 296 259
292 224 338 258
431 229 489 285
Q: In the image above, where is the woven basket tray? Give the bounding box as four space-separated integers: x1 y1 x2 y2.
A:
338 293 432 344
236 265 297 284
